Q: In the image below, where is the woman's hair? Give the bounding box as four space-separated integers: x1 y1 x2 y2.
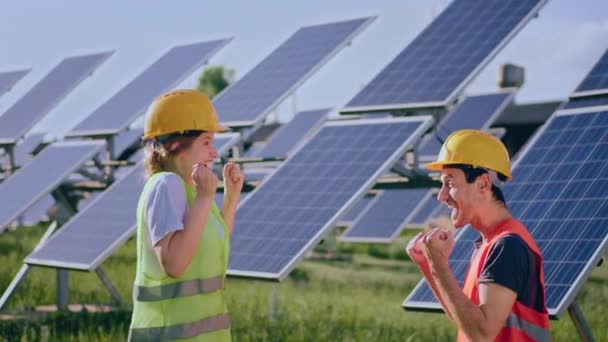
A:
143 131 203 178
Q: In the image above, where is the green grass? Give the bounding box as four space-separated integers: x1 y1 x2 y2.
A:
0 224 606 341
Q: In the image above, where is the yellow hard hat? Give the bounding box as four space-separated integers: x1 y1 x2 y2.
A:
143 89 228 140
424 129 512 180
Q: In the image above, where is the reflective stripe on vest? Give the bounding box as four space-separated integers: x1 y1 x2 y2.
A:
134 276 224 301
505 312 550 342
458 218 550 342
129 313 230 342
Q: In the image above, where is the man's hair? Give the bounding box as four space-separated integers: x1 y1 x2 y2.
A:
445 164 508 206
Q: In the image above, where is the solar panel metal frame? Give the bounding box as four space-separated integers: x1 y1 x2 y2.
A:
0 69 30 97
338 188 430 243
25 163 145 270
417 91 514 161
340 1 547 113
64 39 231 138
0 52 113 145
402 102 608 318
228 115 434 280
0 140 105 233
216 17 375 128
570 50 608 99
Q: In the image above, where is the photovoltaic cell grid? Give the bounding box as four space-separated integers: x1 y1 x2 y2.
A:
572 49 608 98
342 0 545 112
404 106 608 318
26 164 145 270
253 108 330 159
418 92 513 158
339 188 429 243
0 69 30 97
0 52 112 144
0 141 105 233
228 116 433 280
65 40 230 138
214 17 374 127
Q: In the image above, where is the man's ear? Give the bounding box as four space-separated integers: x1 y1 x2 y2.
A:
477 173 492 193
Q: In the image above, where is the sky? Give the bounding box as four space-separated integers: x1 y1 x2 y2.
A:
0 0 607 138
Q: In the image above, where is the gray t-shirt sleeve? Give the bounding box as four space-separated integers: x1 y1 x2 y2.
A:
145 173 187 246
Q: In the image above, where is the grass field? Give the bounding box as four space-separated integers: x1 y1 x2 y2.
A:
0 223 606 341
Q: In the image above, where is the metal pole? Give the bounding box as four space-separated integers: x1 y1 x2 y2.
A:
269 284 278 322
95 267 124 307
56 270 69 311
567 301 595 342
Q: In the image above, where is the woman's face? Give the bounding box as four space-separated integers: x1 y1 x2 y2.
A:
178 132 218 169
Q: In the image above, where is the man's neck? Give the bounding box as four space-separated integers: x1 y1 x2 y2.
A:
470 204 512 242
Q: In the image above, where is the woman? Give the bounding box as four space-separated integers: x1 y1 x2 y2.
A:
129 89 243 341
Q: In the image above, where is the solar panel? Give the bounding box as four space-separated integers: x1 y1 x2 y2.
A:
114 128 143 159
405 190 437 228
0 141 104 233
25 164 145 270
403 104 608 318
563 95 608 110
214 17 374 127
0 69 30 97
13 133 46 166
418 92 514 159
336 193 376 226
0 53 112 144
65 40 231 138
228 116 433 280
253 109 330 159
571 50 608 98
341 0 546 112
339 188 429 243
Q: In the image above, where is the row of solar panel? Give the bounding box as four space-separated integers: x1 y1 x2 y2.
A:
1 0 607 322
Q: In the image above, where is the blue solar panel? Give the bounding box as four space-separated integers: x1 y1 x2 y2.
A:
418 92 513 158
13 133 46 166
406 190 437 227
253 109 329 159
0 141 105 233
0 69 30 97
228 116 433 280
25 164 145 270
214 133 241 157
404 106 608 318
342 0 545 112
337 193 375 225
563 95 608 110
214 18 374 127
572 49 608 97
0 53 112 144
340 188 429 243
65 40 230 138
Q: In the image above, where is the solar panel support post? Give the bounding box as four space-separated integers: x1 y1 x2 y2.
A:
567 301 595 342
2 143 16 175
104 136 116 183
0 221 59 312
95 267 124 307
269 284 278 323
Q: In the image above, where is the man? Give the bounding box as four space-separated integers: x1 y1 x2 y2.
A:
406 129 550 341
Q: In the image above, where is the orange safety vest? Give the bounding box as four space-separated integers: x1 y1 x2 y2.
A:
458 218 550 342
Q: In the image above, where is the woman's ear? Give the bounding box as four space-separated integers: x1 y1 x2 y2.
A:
166 140 180 154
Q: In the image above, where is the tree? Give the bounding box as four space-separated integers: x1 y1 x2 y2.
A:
197 66 234 99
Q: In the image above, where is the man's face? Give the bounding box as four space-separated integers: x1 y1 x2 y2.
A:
437 167 481 229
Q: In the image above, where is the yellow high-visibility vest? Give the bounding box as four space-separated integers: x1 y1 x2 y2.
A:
129 172 231 342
